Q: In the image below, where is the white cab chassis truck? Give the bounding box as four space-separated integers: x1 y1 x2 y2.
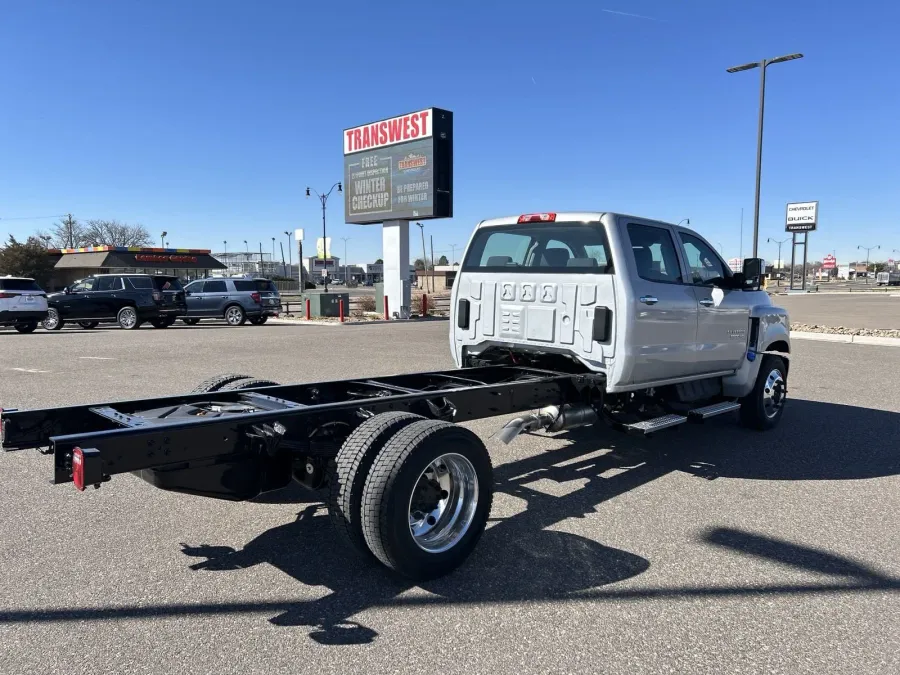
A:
1 211 790 583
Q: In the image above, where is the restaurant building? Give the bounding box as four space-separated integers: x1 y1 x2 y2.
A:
46 246 226 291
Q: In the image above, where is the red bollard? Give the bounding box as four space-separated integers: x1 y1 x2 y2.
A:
305 298 311 320
422 293 428 317
339 298 345 323
383 295 389 321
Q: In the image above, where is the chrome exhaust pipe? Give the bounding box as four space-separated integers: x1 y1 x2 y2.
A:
497 404 598 444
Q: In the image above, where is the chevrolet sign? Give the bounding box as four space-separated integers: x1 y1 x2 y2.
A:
785 201 818 233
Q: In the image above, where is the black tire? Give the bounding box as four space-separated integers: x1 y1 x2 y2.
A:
149 318 174 329
78 321 99 329
224 304 246 326
329 412 425 557
182 318 200 325
117 306 140 330
218 378 280 391
189 373 254 394
42 308 64 331
14 320 38 334
249 315 268 325
361 420 493 581
740 355 788 431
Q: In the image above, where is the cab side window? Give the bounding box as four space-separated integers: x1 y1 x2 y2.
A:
627 223 683 284
70 278 96 292
96 276 124 292
680 233 728 285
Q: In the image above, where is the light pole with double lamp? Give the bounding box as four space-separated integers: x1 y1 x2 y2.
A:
306 182 342 292
858 244 879 284
727 53 804 258
767 236 791 286
161 231 167 248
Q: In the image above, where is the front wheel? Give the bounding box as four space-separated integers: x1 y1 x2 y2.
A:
740 355 787 430
117 306 140 330
42 308 64 331
361 420 493 581
78 321 99 329
182 318 200 326
224 305 246 326
14 320 38 334
149 318 174 329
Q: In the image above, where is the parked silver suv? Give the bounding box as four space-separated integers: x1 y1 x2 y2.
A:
181 277 281 326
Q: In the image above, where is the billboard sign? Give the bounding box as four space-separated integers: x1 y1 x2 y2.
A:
785 201 818 232
822 254 837 270
316 237 332 260
343 108 453 224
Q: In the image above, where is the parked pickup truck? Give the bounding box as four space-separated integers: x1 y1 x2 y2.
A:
1 211 789 582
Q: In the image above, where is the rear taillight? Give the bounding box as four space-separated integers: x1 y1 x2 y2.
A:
251 292 261 303
0 293 15 299
72 447 101 491
518 213 556 223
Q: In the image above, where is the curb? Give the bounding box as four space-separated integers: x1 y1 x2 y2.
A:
791 331 900 347
268 316 449 328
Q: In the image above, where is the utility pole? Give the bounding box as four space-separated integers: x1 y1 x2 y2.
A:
416 222 428 291
259 242 264 276
449 243 458 264
768 237 791 287
739 208 744 260
430 234 436 294
272 237 276 275
284 231 292 282
306 182 342 293
341 237 351 284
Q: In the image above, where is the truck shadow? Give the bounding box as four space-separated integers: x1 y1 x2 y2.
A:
1 398 897 643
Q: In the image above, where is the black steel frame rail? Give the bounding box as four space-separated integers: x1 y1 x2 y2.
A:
1 366 600 486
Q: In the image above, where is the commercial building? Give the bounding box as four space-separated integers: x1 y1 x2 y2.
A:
46 246 226 291
414 264 459 292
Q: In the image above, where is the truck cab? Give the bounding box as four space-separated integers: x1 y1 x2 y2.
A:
451 212 790 398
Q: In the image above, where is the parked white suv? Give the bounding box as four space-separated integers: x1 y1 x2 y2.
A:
0 276 49 333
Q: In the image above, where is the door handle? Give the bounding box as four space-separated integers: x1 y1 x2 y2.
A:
639 295 659 305
699 298 714 307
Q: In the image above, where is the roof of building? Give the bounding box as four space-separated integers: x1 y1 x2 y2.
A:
52 246 212 255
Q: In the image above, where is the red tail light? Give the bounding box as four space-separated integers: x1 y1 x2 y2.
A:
251 292 261 303
0 293 15 299
72 447 86 491
518 213 556 223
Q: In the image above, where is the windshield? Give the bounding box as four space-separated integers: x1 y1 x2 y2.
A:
461 222 613 273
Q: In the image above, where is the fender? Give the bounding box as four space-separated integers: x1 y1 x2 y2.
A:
723 306 791 397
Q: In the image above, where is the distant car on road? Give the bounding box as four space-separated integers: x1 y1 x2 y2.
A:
42 274 186 331
0 276 48 333
181 277 281 326
876 271 900 286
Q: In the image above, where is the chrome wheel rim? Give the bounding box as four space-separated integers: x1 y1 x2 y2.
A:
762 369 786 419
119 308 136 328
226 307 243 325
43 309 59 330
408 453 479 554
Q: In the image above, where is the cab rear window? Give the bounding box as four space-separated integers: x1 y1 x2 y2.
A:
234 280 277 292
0 278 41 291
461 222 613 273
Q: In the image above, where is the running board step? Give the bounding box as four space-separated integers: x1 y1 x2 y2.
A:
624 414 687 435
687 401 741 421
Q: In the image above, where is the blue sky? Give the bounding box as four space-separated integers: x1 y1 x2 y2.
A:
2 0 898 265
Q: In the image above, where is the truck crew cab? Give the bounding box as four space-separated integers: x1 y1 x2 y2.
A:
451 212 790 433
1 211 790 583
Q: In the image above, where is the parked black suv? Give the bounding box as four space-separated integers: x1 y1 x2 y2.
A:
43 274 187 331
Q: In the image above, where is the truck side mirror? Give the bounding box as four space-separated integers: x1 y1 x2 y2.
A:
741 258 764 290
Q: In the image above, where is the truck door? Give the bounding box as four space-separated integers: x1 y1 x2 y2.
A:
200 280 229 317
677 231 748 373
452 217 617 371
624 222 699 384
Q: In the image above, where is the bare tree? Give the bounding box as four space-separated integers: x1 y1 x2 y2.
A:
84 220 153 247
39 214 90 248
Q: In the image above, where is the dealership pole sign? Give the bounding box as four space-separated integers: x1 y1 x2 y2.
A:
785 201 818 232
343 108 453 224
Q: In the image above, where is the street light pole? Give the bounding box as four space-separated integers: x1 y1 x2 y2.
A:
416 223 428 292
284 231 292 282
767 236 791 287
727 53 804 258
341 237 351 284
858 245 880 284
306 182 342 293
677 218 690 226
161 231 168 249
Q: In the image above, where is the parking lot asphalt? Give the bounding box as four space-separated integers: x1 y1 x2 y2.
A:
774 293 900 330
1 322 898 675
